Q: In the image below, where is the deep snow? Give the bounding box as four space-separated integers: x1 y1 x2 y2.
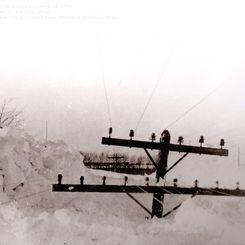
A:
0 127 245 245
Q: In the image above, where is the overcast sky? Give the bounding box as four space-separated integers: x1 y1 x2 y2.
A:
0 0 245 166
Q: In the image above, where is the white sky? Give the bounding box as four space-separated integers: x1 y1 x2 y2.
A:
0 0 245 164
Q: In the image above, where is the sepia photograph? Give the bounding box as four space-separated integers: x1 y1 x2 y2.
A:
0 0 245 244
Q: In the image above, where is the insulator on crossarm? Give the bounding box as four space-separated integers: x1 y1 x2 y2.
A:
173 178 178 187
145 177 149 186
151 133 156 142
236 181 240 190
178 136 184 145
80 176 84 185
58 174 63 185
109 127 113 138
102 176 106 185
124 176 128 186
199 136 204 147
220 139 225 149
194 179 199 188
215 180 219 189
129 129 134 140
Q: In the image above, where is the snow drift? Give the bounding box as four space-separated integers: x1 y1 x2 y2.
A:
0 127 244 245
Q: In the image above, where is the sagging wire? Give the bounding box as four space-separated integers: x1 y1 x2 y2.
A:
135 44 176 132
0 188 50 205
96 36 113 127
165 80 228 129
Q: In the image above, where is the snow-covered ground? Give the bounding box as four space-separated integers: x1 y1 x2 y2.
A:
0 128 245 245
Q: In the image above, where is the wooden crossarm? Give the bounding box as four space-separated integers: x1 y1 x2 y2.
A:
101 137 228 156
52 184 245 196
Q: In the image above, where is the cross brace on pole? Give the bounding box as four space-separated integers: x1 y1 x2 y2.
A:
165 152 189 176
53 183 245 217
144 150 189 178
144 148 158 169
124 190 152 216
162 192 197 218
101 132 229 218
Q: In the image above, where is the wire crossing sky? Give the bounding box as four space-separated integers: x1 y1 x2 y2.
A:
165 79 229 129
0 0 244 158
134 44 177 132
96 37 113 127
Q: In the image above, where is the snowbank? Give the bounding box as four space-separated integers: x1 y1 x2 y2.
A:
0 195 245 245
0 128 244 245
0 127 92 210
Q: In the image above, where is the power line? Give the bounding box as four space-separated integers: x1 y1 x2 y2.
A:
96 37 112 126
184 110 240 139
165 81 227 129
0 176 54 188
135 45 176 132
0 171 77 188
0 188 50 205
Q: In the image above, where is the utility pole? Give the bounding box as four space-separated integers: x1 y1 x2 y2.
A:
152 130 170 217
107 154 124 164
101 129 228 218
53 129 229 219
107 154 124 172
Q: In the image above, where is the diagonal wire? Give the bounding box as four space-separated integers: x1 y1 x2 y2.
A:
124 189 152 216
0 170 79 188
135 45 176 132
0 176 55 188
0 188 50 205
137 185 164 206
96 37 112 126
162 192 197 218
165 80 227 129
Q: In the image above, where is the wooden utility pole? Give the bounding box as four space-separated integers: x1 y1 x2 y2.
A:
152 130 170 217
101 129 228 218
107 154 124 163
52 129 229 219
108 154 125 172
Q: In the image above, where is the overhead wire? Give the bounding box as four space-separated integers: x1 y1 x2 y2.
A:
0 188 50 205
96 37 112 127
184 111 239 139
0 169 79 188
0 176 55 188
168 72 244 151
0 173 87 206
137 183 243 218
164 54 243 131
134 44 177 132
184 107 245 146
162 191 197 218
165 80 227 129
137 185 164 206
